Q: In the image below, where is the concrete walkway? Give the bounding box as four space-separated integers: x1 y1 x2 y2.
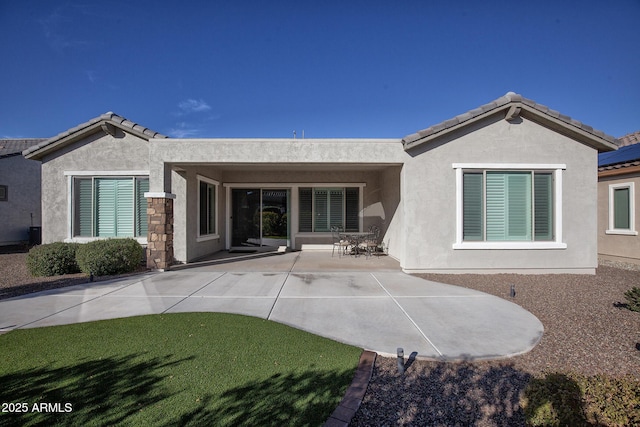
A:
0 252 543 360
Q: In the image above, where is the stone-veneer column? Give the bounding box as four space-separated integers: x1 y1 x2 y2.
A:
147 197 174 270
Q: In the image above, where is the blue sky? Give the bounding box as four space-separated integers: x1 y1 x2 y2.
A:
1 1 639 139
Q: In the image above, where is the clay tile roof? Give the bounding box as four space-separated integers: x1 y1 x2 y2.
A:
618 130 640 147
402 92 618 152
0 139 47 159
22 112 167 160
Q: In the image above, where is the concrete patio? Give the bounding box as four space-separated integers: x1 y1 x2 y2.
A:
0 251 544 360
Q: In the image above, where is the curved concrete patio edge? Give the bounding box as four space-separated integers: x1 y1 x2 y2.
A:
324 350 376 427
0 252 544 362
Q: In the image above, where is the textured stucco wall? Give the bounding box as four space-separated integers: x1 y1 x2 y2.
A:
40 131 150 243
401 115 599 273
598 173 640 263
171 166 401 261
0 156 41 244
149 139 405 192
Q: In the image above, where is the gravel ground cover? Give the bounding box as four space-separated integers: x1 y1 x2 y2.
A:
352 262 640 426
0 249 147 301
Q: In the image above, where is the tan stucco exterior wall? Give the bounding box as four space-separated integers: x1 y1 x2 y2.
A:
400 115 599 273
598 173 640 264
40 131 150 243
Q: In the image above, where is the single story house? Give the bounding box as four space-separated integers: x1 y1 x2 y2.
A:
0 139 45 246
23 93 619 274
598 131 640 264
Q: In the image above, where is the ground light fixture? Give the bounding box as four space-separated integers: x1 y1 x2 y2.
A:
397 347 404 374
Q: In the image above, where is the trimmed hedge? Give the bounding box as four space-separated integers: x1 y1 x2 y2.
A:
26 242 81 277
522 372 640 426
76 239 144 276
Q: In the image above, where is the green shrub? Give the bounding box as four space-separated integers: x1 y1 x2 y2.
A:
624 287 640 312
26 242 81 277
76 239 144 276
522 372 640 426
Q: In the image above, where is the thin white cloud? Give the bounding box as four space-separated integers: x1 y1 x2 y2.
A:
178 99 211 114
167 122 201 138
39 8 92 53
85 70 96 83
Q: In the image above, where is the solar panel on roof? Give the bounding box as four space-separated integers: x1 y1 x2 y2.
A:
598 143 640 167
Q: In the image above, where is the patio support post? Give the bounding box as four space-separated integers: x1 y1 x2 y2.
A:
146 196 174 270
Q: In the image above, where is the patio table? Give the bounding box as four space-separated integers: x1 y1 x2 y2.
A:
339 232 374 256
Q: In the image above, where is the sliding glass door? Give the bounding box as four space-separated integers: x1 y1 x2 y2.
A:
231 188 289 249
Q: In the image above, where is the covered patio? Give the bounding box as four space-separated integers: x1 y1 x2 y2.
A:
143 137 407 270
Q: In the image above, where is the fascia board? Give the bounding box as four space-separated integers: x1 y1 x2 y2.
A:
518 105 618 152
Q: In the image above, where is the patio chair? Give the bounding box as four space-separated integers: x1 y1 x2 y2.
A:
331 226 350 258
360 225 381 258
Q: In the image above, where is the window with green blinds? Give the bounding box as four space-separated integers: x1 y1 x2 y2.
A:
73 177 148 238
462 173 483 241
298 187 359 232
199 180 216 236
613 187 631 229
299 188 313 232
462 171 553 242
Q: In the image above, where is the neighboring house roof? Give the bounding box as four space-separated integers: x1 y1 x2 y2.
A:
0 139 47 159
402 92 619 153
599 142 640 168
23 112 168 160
617 130 640 147
598 131 640 174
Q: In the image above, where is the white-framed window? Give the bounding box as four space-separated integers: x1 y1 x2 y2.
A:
197 175 219 241
606 182 637 236
298 187 360 232
453 163 567 249
72 176 149 238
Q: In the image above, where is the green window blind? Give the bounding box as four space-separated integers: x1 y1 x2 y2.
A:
345 187 359 232
486 172 531 241
614 187 631 229
74 177 147 238
463 173 483 241
534 173 553 240
300 187 359 232
314 189 329 232
198 180 216 235
95 178 134 237
462 170 554 243
486 173 507 241
329 189 344 229
299 188 312 232
136 178 149 237
507 173 532 240
208 184 215 234
199 181 208 235
74 178 93 237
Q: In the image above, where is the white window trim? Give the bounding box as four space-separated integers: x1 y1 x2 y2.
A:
66 173 149 244
196 175 220 241
606 182 637 236
452 163 567 250
64 170 149 176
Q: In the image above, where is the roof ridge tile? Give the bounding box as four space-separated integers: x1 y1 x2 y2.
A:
402 92 618 150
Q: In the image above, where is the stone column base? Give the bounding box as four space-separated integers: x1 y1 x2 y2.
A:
147 197 174 270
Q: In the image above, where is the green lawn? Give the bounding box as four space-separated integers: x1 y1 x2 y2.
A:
0 313 362 426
